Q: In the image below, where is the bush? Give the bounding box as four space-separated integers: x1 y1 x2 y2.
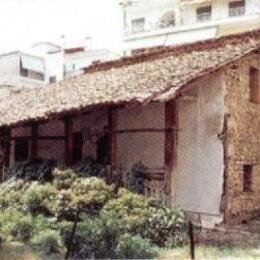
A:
21 183 57 215
0 178 29 210
102 189 154 233
71 177 113 214
62 216 126 259
52 190 76 221
142 207 188 247
53 168 77 190
5 158 56 182
11 215 34 242
115 233 158 259
73 157 106 178
0 209 34 242
126 162 146 194
31 230 62 255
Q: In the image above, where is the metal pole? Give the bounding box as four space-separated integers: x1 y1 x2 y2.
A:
189 221 195 259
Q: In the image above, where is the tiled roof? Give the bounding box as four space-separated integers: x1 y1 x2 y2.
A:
0 29 260 128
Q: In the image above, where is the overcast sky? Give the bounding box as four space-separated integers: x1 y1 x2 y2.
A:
0 0 123 54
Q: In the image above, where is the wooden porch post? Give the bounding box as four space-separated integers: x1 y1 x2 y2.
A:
1 127 11 182
31 123 38 159
108 108 117 168
63 118 73 167
164 100 178 204
107 108 117 184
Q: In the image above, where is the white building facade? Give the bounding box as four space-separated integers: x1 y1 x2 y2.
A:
64 48 120 78
0 40 120 90
121 0 260 53
0 43 63 89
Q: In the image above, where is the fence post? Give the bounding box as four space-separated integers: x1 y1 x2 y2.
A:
189 221 195 259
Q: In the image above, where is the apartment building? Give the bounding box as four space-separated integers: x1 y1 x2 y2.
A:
121 0 260 53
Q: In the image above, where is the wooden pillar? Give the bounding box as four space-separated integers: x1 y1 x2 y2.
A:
108 108 117 168
63 118 73 167
31 123 38 159
1 127 11 182
164 100 178 203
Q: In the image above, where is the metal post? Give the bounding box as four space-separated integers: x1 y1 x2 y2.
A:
189 221 195 259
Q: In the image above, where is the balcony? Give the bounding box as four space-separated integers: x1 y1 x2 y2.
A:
125 21 175 36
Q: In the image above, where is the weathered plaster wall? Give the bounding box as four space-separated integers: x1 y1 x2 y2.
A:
224 54 260 224
175 73 225 217
116 103 165 172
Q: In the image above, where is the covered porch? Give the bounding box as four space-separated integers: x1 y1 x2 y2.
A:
0 100 177 204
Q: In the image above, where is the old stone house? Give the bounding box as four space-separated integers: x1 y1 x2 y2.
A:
0 30 260 226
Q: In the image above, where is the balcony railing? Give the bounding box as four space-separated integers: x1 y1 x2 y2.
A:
126 22 175 36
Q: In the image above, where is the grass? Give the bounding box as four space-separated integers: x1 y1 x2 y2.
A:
0 242 64 260
160 245 260 259
1 242 260 259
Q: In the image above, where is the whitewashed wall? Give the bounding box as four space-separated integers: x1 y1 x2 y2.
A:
116 103 165 172
175 73 225 217
0 53 20 87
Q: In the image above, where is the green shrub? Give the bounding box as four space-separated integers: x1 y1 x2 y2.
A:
126 162 146 194
33 214 57 234
21 183 57 215
31 230 62 255
11 215 34 242
142 207 188 247
62 216 123 259
0 178 29 210
102 188 154 233
0 209 34 242
52 190 76 221
5 158 56 182
73 157 106 178
115 233 158 259
53 168 77 190
71 177 113 213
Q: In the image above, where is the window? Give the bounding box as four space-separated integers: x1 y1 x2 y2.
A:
132 18 145 33
15 139 29 162
249 67 260 103
49 76 56 83
160 11 175 28
72 132 83 164
19 59 44 81
243 165 253 192
196 6 212 22
229 0 245 17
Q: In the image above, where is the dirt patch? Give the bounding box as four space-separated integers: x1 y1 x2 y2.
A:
195 218 260 249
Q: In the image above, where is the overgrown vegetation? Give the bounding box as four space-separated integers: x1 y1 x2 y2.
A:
0 159 188 259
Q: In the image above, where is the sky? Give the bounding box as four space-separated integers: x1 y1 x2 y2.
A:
0 0 123 54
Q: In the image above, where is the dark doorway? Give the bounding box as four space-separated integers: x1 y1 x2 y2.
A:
72 132 83 164
15 139 29 162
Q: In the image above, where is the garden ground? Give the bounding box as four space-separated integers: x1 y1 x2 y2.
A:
162 217 260 259
1 218 260 260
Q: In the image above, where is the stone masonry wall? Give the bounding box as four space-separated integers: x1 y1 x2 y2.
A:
224 54 260 224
